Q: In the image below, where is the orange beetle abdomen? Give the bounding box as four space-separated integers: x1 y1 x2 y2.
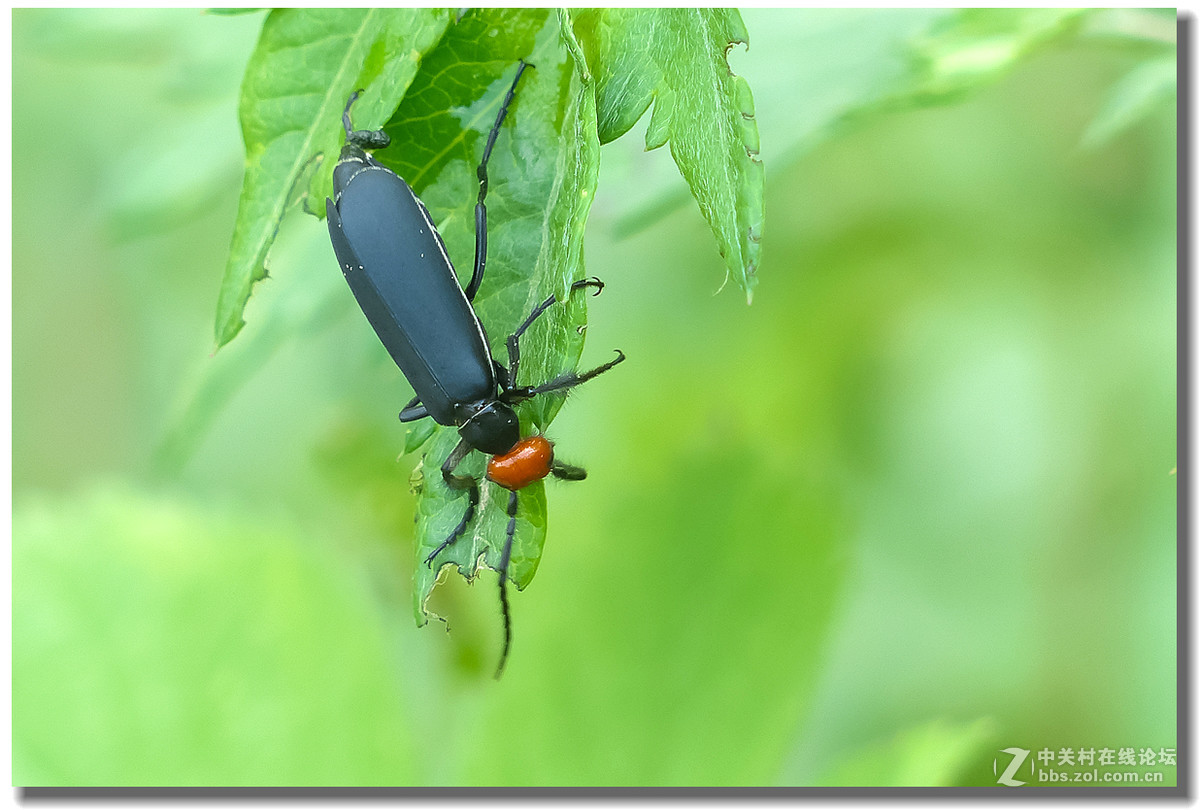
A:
486 436 554 491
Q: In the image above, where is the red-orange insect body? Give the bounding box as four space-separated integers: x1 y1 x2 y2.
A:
486 435 554 491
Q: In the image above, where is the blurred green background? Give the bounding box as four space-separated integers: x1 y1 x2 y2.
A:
12 8 1176 787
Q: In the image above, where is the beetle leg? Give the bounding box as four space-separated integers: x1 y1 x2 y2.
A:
466 204 487 303
341 90 362 137
440 437 475 490
340 89 391 151
550 460 587 481
494 489 520 679
501 278 606 390
425 438 480 566
506 349 626 405
466 61 531 303
399 396 428 422
423 485 479 567
512 278 604 344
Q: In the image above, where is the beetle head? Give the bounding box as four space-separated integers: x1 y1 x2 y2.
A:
459 401 520 457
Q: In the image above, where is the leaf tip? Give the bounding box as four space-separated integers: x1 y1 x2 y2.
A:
213 312 245 351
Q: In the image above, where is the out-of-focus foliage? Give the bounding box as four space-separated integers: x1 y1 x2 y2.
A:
815 719 998 787
1081 53 1176 147
13 8 1175 788
14 490 419 784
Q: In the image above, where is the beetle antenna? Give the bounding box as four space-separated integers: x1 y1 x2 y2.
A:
494 489 519 679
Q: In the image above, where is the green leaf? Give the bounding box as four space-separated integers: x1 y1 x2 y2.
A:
569 9 656 146
364 9 601 624
573 9 764 301
214 8 450 348
403 418 437 456
413 430 548 628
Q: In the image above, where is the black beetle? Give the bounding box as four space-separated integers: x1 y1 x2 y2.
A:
325 62 624 675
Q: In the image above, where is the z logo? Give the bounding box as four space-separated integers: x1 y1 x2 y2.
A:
994 747 1030 786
